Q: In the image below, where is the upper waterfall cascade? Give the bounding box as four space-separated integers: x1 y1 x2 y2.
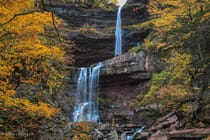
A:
115 0 128 56
117 0 128 7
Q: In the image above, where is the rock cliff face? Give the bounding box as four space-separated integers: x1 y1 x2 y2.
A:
44 0 149 67
98 51 151 124
41 0 152 126
60 51 152 125
39 0 152 124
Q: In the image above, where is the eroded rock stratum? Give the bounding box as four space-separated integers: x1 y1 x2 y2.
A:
41 0 155 127
43 0 149 67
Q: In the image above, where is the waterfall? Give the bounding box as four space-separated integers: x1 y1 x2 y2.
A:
115 7 122 56
73 63 102 122
126 126 145 140
115 0 128 56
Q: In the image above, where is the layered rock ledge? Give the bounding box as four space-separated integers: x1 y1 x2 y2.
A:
100 51 149 76
90 51 152 125
61 51 152 124
40 0 149 66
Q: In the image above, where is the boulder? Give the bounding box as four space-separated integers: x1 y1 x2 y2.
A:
100 51 147 76
149 111 181 132
107 130 119 140
148 128 210 140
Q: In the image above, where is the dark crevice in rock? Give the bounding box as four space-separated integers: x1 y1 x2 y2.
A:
44 0 149 67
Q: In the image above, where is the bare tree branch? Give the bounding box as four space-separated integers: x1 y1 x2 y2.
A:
0 0 63 47
51 12 63 47
0 10 39 27
40 0 63 47
40 0 46 11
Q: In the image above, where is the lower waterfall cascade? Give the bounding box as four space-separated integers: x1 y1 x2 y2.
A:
73 63 102 122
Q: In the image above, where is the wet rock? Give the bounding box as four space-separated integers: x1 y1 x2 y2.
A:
93 128 104 139
148 135 168 140
100 51 146 76
42 0 149 67
98 123 110 131
149 111 180 132
121 133 127 140
136 132 150 140
119 124 141 129
107 130 118 140
143 111 210 140
148 128 210 140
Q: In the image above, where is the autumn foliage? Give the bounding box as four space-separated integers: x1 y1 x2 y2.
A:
0 0 65 139
72 122 92 140
131 0 209 118
0 0 64 91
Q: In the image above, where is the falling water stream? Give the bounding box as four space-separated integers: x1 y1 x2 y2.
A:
126 126 145 140
73 63 102 122
115 0 128 56
73 0 128 122
72 0 145 139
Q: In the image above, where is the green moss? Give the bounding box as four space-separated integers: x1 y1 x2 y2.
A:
98 97 108 104
128 46 141 53
128 45 146 53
